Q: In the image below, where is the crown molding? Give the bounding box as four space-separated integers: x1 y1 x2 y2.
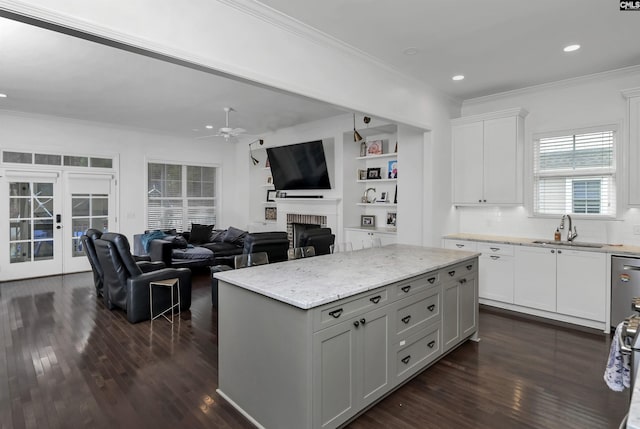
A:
463 64 640 107
622 87 640 99
451 107 528 125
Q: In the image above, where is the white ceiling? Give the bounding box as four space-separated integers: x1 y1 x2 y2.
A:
1 1 640 137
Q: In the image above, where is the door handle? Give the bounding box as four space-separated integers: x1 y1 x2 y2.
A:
623 265 640 271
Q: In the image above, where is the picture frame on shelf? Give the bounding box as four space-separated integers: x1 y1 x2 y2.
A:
376 192 388 202
366 167 381 179
360 215 376 228
265 206 277 221
266 190 277 202
358 169 367 180
387 160 397 179
366 140 383 156
387 212 397 227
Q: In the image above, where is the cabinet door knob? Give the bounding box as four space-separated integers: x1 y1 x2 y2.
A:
329 308 343 319
401 315 412 324
401 285 411 293
558 250 562 254
401 355 411 365
353 320 360 328
483 199 487 203
478 199 482 203
360 318 366 325
369 295 382 304
427 304 436 312
428 340 436 349
551 250 555 254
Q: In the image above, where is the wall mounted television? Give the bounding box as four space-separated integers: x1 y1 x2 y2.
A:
266 140 332 190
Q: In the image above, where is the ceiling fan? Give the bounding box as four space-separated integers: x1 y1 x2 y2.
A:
199 107 247 141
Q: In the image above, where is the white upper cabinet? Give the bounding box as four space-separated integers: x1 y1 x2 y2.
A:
451 108 527 205
625 89 640 205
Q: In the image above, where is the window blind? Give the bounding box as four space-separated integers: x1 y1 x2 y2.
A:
533 130 615 216
147 163 216 231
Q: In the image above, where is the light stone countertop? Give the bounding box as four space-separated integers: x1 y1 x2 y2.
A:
444 233 640 256
214 244 479 310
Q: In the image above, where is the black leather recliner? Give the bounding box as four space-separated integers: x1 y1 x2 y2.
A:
94 232 192 323
298 228 335 255
242 232 290 263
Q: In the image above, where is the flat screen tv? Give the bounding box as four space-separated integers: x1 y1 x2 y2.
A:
266 140 331 190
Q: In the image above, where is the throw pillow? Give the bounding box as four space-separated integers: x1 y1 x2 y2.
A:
223 226 248 245
189 223 214 244
172 235 189 249
210 229 227 243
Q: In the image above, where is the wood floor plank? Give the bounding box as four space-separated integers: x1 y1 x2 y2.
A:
0 271 629 428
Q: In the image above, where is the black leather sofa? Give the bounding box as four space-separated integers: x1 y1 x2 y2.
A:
298 227 335 255
94 232 192 323
136 227 289 268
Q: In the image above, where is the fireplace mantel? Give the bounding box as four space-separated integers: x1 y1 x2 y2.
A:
275 198 341 238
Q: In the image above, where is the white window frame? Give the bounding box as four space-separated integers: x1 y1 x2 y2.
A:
145 160 220 232
531 125 618 219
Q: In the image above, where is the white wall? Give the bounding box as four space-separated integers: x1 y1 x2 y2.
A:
452 67 640 245
0 110 240 240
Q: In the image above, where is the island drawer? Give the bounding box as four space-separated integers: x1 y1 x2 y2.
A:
395 289 440 339
477 242 514 256
314 287 389 331
443 260 476 282
391 272 439 300
395 323 441 381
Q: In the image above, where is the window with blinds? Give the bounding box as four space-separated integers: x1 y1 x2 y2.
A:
533 129 616 217
147 163 217 231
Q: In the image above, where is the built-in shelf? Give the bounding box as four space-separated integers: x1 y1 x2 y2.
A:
262 201 276 205
356 203 397 207
356 179 397 183
356 153 398 161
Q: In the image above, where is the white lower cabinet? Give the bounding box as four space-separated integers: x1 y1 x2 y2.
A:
442 261 478 352
514 245 607 322
478 243 515 303
345 228 396 250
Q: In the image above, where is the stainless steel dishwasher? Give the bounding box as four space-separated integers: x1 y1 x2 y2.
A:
611 255 640 327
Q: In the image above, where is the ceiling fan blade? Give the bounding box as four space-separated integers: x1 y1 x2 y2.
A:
195 134 220 140
231 128 247 135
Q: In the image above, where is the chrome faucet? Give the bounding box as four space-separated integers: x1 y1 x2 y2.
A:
560 214 578 242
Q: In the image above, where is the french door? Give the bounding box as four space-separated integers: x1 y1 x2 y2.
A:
0 170 116 281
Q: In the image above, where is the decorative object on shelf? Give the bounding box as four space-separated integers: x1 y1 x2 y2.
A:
360 140 367 157
249 139 264 166
266 190 277 202
265 156 270 168
353 113 364 142
360 215 376 228
387 212 397 226
394 185 398 204
394 141 398 153
362 187 376 203
366 140 383 155
276 191 287 198
358 169 367 180
265 206 277 221
267 176 273 184
377 191 388 202
366 167 381 179
388 160 397 179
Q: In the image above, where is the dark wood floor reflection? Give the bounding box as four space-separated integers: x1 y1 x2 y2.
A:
0 271 628 429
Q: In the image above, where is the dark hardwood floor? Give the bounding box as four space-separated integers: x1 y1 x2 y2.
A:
0 270 629 429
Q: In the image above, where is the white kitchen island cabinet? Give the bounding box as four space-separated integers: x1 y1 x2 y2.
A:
215 245 479 429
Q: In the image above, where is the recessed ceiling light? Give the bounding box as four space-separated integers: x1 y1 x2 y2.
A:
0 93 7 98
452 75 465 81
205 125 214 129
402 47 419 56
564 44 580 52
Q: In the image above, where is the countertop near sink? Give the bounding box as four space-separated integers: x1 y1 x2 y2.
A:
444 233 640 256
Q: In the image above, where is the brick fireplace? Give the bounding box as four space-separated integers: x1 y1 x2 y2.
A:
275 198 340 247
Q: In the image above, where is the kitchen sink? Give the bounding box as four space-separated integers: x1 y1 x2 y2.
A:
532 240 604 249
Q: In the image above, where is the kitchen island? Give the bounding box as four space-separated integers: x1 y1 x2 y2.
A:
215 244 479 429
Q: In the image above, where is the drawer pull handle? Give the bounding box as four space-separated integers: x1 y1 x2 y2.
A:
401 285 411 293
370 295 382 304
455 244 464 248
490 247 499 252
428 340 436 349
401 355 411 365
401 315 412 324
466 264 473 270
427 304 436 312
448 270 456 276
428 277 436 284
490 255 500 260
459 278 467 284
329 309 343 319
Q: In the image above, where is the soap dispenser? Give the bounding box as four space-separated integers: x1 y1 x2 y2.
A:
554 228 561 241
